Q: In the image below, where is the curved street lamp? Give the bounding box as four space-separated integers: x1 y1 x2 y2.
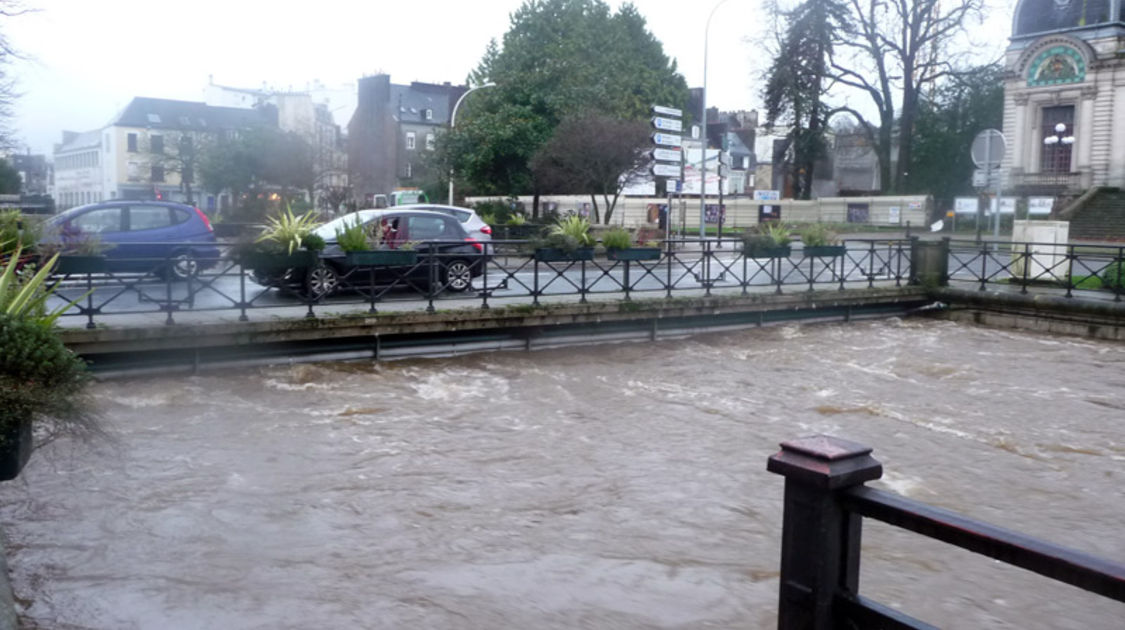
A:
699 0 733 239
448 82 497 205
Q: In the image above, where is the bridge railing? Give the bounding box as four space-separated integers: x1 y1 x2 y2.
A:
40 237 914 327
944 237 1125 302
767 435 1125 629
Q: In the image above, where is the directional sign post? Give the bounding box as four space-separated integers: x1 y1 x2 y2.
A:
971 128 1006 240
652 132 682 147
652 116 683 132
653 105 683 117
652 164 681 178
652 148 682 163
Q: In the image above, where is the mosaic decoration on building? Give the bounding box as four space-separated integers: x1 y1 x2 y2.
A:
1027 45 1086 86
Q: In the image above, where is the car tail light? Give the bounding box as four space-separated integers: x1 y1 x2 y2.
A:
480 225 492 235
465 237 483 252
194 207 213 232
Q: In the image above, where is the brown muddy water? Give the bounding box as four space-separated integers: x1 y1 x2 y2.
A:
1 319 1123 629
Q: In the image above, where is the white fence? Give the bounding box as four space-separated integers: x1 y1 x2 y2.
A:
466 194 930 229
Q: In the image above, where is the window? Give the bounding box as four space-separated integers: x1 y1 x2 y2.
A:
71 207 123 233
105 134 110 153
406 163 413 178
151 165 164 182
128 205 175 230
424 108 433 121
406 131 416 150
147 113 162 124
1040 105 1075 174
127 133 138 152
426 133 435 151
151 134 164 154
407 216 452 240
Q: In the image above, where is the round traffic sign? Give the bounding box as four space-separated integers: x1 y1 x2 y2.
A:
971 129 1006 169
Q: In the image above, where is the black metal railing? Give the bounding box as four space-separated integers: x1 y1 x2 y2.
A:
944 238 1125 302
40 237 914 328
1009 171 1086 192
768 435 1125 629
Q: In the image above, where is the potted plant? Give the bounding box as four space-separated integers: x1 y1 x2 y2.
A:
236 206 323 273
0 247 99 480
56 234 114 274
534 216 595 262
742 223 792 258
798 223 845 257
602 227 662 261
337 217 418 267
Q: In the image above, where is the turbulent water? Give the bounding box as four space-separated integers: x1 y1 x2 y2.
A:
1 319 1123 629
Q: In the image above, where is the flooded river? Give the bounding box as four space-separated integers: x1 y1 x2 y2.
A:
1 319 1123 629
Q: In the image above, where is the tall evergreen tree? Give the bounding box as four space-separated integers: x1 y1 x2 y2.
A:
763 0 847 199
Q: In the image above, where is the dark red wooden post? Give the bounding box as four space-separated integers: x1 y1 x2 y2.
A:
767 435 883 630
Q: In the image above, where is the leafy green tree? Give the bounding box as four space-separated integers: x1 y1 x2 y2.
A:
196 127 314 219
907 63 1004 211
763 0 847 199
445 0 689 203
0 157 19 193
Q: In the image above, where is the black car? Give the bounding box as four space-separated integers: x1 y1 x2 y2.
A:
279 209 487 297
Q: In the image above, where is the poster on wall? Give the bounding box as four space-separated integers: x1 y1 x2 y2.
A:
847 203 870 223
758 204 781 222
1028 197 1054 215
704 204 726 224
888 206 901 224
954 197 979 214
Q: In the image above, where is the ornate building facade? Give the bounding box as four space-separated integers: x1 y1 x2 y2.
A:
1003 0 1125 193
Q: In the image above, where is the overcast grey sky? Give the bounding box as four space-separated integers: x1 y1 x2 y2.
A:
8 0 1009 156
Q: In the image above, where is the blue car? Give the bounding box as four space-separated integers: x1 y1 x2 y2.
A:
47 201 220 279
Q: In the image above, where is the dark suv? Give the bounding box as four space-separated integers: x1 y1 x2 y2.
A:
47 201 220 279
282 209 486 297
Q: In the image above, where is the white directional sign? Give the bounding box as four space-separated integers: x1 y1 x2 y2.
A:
652 163 682 177
652 105 683 117
652 116 683 132
652 132 682 147
652 148 682 162
1028 196 1054 215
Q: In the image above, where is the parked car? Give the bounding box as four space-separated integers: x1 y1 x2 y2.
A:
263 209 487 298
397 204 493 242
45 201 220 279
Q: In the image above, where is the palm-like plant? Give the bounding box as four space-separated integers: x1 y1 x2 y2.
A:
256 206 322 254
550 215 593 246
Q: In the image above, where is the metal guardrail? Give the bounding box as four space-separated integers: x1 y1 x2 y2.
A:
945 238 1125 302
768 435 1125 629
39 238 914 328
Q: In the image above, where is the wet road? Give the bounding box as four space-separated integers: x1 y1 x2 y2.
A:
1 319 1123 628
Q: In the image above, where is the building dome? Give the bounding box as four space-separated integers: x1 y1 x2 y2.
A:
1012 0 1116 38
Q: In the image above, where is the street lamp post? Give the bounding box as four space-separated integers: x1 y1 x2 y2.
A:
699 0 732 240
447 82 496 205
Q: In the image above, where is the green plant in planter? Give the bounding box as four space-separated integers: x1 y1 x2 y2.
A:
256 206 322 254
335 218 371 253
601 228 633 251
765 223 792 247
549 215 593 247
1 210 44 256
507 214 527 226
798 223 838 248
0 250 100 480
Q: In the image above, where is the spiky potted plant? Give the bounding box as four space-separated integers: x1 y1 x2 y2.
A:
742 223 792 258
236 206 324 275
798 223 845 257
602 227 661 261
534 216 595 262
338 217 418 267
0 247 99 480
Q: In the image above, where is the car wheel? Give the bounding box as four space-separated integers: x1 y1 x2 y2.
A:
444 259 473 293
167 251 198 281
305 264 340 298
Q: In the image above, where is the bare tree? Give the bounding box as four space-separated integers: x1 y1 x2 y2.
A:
0 1 34 150
828 0 984 192
530 113 650 224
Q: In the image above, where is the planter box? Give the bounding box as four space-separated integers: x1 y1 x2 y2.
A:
0 418 32 482
57 255 108 274
802 245 846 258
241 250 318 273
607 247 662 261
744 245 791 259
344 250 419 266
535 247 595 262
